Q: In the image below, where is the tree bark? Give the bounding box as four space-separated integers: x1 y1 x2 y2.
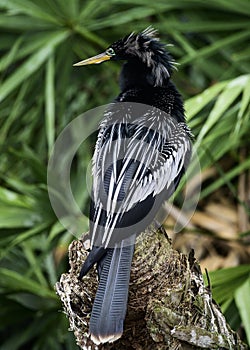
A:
55 227 248 350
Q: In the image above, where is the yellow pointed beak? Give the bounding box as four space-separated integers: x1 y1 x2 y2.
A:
73 52 111 66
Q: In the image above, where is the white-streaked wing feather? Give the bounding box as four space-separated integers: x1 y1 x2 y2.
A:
91 108 191 247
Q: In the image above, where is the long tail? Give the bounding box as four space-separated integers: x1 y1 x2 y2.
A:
89 239 135 345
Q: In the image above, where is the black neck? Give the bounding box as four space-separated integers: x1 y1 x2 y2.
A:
119 60 170 91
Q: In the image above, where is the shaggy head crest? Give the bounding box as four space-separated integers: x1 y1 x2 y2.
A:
108 27 176 86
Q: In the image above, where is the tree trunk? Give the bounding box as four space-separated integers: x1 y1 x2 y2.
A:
55 227 247 349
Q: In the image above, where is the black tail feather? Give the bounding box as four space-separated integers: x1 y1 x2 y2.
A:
89 238 135 345
79 246 107 279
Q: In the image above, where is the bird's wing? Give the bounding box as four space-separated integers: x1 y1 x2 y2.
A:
124 121 191 208
90 106 191 248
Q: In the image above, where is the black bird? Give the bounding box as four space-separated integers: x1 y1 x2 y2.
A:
74 27 192 345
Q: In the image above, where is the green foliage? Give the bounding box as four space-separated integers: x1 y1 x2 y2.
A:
207 265 250 345
0 0 249 348
186 74 250 200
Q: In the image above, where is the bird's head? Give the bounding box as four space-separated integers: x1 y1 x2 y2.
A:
74 27 176 86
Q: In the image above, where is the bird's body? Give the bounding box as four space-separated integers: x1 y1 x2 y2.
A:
74 27 192 345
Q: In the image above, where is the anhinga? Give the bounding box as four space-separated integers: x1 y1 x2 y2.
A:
73 27 192 345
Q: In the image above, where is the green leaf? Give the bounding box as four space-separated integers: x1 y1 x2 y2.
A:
185 81 227 121
0 267 57 299
235 75 250 133
0 186 33 208
0 35 23 72
45 55 55 153
48 221 65 242
0 31 69 103
235 277 250 345
200 157 250 199
0 81 29 142
88 6 169 30
0 0 61 24
0 14 55 30
197 76 246 142
0 206 41 228
180 30 250 66
7 292 57 311
21 241 49 287
208 265 250 304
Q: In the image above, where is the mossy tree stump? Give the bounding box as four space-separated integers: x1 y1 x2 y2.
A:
55 227 247 349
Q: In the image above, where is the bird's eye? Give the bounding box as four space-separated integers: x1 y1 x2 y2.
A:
106 48 116 56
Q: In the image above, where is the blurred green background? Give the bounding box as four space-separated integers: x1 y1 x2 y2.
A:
0 1 250 349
